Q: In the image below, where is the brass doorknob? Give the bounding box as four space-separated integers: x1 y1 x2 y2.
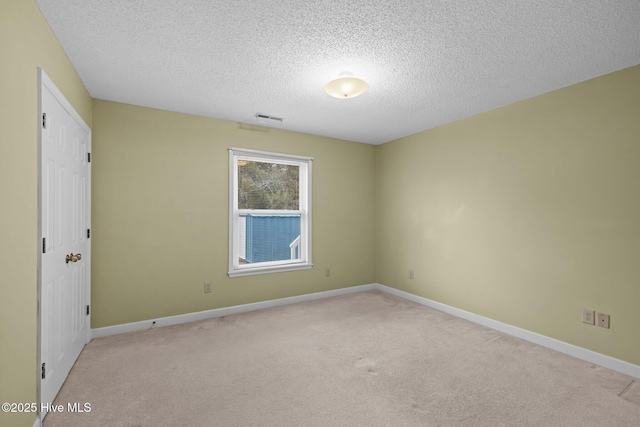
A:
66 253 82 263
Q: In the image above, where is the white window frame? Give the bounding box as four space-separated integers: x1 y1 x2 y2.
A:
228 147 313 277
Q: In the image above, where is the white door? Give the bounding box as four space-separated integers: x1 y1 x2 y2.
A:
39 69 91 416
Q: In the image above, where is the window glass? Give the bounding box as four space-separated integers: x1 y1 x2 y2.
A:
238 161 299 210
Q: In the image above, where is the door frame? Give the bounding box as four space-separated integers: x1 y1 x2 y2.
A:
37 68 92 420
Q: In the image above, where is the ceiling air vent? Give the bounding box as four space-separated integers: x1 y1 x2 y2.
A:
255 113 283 124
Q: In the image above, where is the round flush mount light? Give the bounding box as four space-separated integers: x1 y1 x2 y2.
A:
324 71 368 99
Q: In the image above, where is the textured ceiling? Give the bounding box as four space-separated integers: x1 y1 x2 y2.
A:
35 0 640 145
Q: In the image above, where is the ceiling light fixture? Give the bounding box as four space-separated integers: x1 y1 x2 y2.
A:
324 71 368 99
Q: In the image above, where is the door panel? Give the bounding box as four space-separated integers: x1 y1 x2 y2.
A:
39 71 91 416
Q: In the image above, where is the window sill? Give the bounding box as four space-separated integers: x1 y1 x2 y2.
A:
228 263 313 278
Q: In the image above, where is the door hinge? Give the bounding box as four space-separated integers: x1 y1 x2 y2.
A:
86 305 90 316
88 152 91 163
42 363 46 379
42 237 46 254
87 228 91 239
42 113 47 129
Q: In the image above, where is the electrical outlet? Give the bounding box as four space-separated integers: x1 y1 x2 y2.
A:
597 313 610 329
409 270 414 279
325 268 331 277
582 308 595 325
204 282 212 293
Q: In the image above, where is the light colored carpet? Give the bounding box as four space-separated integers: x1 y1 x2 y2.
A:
44 290 640 426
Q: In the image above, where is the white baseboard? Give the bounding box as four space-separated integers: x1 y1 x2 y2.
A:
91 282 639 380
91 283 378 339
373 283 640 380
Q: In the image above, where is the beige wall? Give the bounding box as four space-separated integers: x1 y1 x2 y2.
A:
376 65 640 366
0 1 92 426
91 100 376 328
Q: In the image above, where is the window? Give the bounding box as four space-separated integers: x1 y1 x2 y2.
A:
228 148 312 277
